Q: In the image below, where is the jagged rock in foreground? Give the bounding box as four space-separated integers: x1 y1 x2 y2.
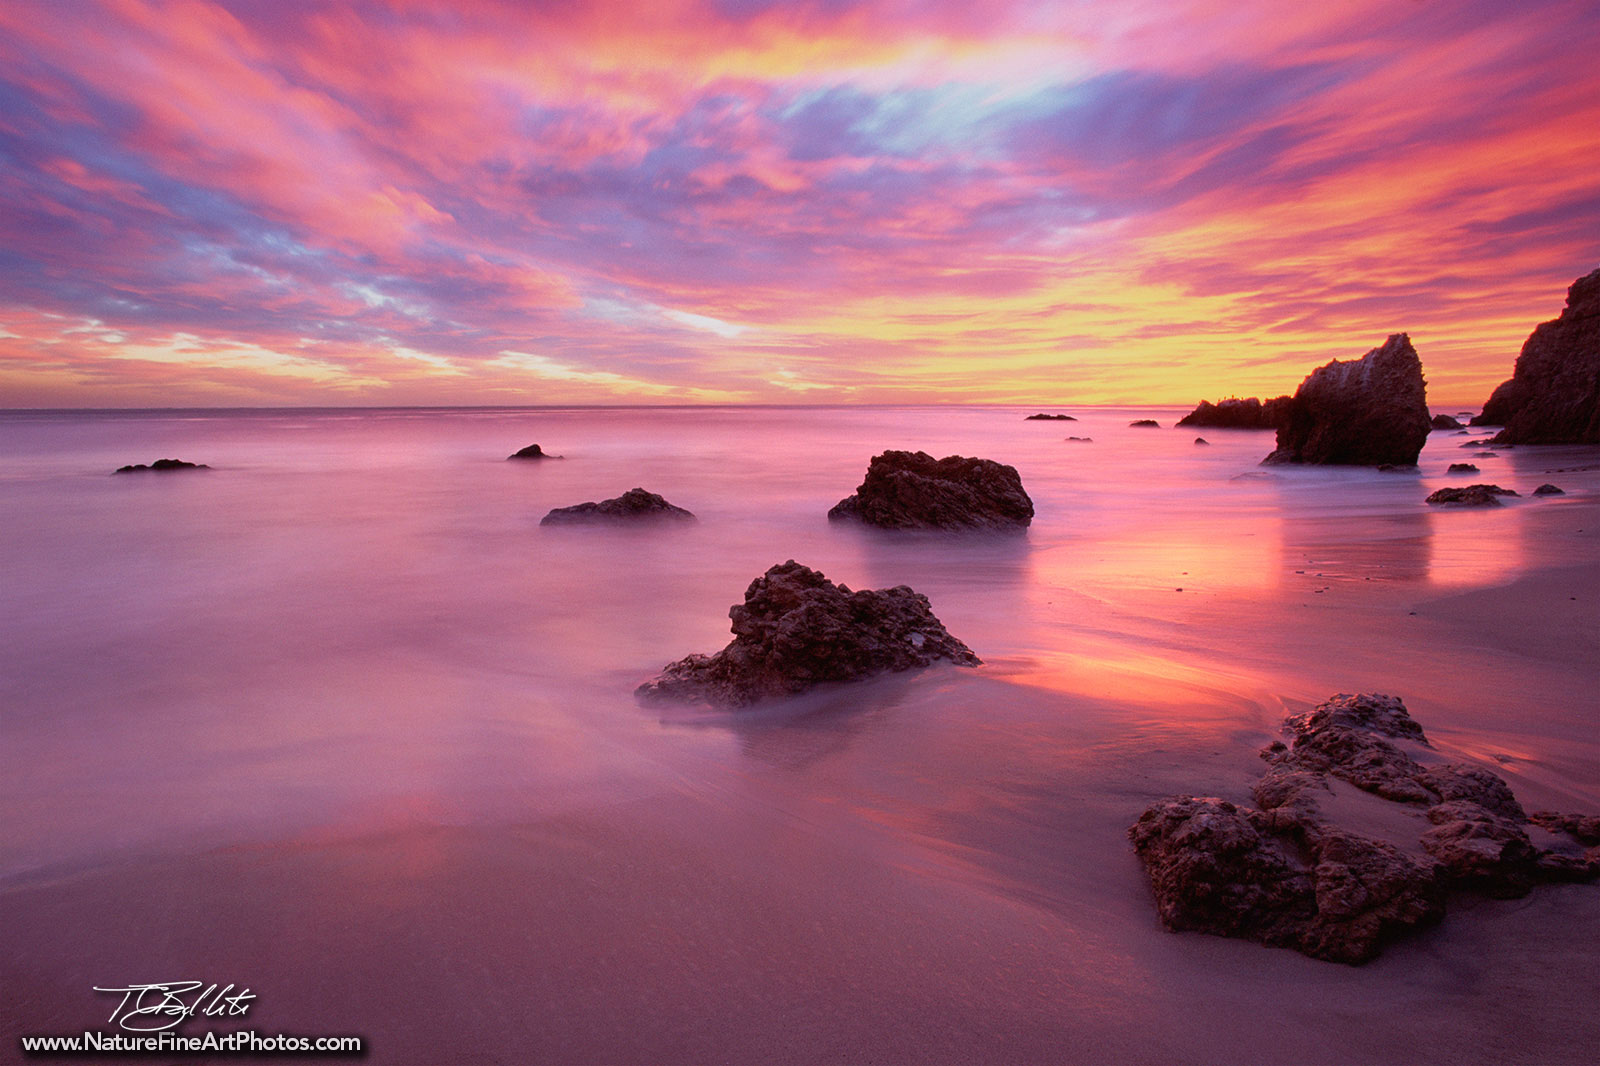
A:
1263 334 1432 466
828 450 1033 531
1474 267 1600 443
114 458 209 473
540 487 694 525
1425 484 1518 507
508 443 562 460
636 560 979 707
1177 396 1292 430
1130 693 1599 964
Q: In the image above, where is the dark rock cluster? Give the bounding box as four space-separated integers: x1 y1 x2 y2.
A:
541 488 694 525
1474 267 1600 443
1263 334 1432 466
1025 413 1076 421
114 459 209 473
828 450 1033 531
1431 414 1465 430
1130 694 1599 964
1425 484 1518 507
636 560 979 707
1176 396 1291 430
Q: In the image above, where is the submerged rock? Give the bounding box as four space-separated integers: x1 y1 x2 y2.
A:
1129 419 1160 428
540 488 694 525
1263 334 1432 466
828 450 1033 530
1065 436 1094 443
1474 267 1600 443
1447 463 1479 473
636 560 979 707
1025 413 1076 421
1130 692 1600 963
1194 437 1210 446
1176 396 1292 430
1425 484 1518 507
508 443 562 460
1431 414 1465 429
1533 483 1566 496
114 458 209 473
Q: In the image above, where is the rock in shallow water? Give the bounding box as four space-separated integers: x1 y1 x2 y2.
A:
636 560 978 707
508 443 561 460
1263 334 1432 466
827 450 1033 531
541 487 694 525
114 458 209 473
1130 693 1600 963
1425 484 1518 507
1176 396 1291 430
1475 267 1600 443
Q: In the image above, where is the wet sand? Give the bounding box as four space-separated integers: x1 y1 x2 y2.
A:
5 495 1598 1064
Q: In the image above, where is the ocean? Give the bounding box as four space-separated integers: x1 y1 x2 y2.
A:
3 405 1598 1062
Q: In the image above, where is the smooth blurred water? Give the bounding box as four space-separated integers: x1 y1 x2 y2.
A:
1 405 1593 880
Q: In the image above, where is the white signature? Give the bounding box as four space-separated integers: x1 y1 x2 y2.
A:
92 982 257 1032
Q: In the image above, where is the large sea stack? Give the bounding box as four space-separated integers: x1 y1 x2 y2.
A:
828 450 1033 530
1176 396 1291 430
1263 334 1431 465
636 561 979 707
1473 267 1600 443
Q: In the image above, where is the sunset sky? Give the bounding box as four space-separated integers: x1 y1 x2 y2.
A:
1 0 1596 408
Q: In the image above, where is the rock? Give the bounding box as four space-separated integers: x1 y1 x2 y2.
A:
1265 692 1434 804
540 488 694 525
1530 811 1600 845
1262 334 1432 466
1128 797 1444 964
508 443 562 460
1064 436 1094 443
1420 801 1538 898
1533 483 1566 496
828 451 1033 531
1431 414 1465 430
1176 396 1292 430
1474 267 1600 443
636 560 979 707
1426 484 1518 507
1129 419 1160 428
1025 413 1076 421
1447 463 1479 473
114 459 209 473
1131 692 1600 963
1194 437 1209 446
1283 691 1429 743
